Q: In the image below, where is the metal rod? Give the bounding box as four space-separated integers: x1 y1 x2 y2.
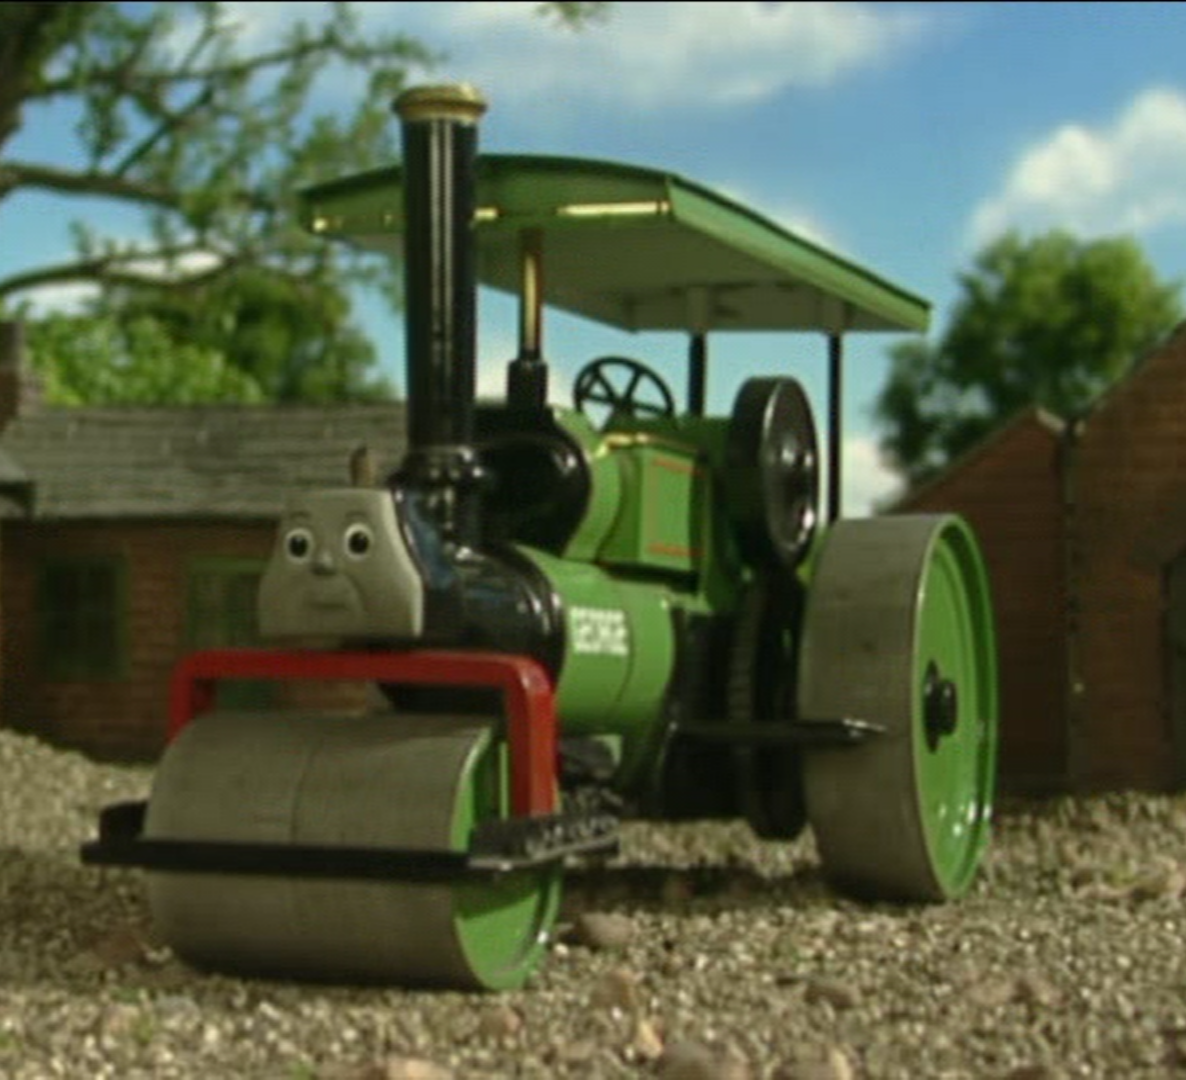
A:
827 332 843 522
687 332 707 416
507 228 548 410
519 228 543 361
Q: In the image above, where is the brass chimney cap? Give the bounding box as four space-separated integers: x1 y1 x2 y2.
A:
394 83 488 125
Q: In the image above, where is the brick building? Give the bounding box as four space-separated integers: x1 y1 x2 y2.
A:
899 321 1186 792
0 338 405 759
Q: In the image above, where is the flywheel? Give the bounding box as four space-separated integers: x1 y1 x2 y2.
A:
725 377 819 572
144 710 561 989
798 514 998 901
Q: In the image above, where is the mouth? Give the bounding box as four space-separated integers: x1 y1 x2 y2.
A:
305 580 360 613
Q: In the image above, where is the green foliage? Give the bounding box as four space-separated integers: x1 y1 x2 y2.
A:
875 230 1184 486
536 2 612 28
106 268 395 403
25 311 264 405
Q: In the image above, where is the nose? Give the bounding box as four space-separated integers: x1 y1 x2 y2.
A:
313 550 336 576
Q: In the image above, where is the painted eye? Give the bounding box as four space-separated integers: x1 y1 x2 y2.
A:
344 522 373 559
284 527 314 563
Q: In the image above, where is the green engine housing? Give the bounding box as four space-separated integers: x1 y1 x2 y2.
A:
507 405 750 804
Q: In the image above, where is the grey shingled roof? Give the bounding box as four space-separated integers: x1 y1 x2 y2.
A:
0 404 408 519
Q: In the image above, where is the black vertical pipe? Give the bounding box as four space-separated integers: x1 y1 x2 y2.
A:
827 332 843 522
687 332 707 416
393 84 487 544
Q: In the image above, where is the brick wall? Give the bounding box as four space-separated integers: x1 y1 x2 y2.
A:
897 411 1070 792
1071 326 1186 790
2 520 370 761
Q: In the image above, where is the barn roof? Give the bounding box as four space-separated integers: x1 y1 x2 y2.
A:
892 406 1067 513
0 404 406 520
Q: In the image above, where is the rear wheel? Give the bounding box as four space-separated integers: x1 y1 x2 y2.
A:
798 515 997 901
145 711 561 989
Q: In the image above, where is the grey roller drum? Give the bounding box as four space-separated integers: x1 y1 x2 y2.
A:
144 710 561 989
798 514 998 901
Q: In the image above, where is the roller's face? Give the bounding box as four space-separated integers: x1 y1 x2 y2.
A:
279 503 379 613
258 489 424 641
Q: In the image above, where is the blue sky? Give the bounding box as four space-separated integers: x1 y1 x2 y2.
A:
5 2 1186 514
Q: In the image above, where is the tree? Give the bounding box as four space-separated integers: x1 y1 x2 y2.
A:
0 2 606 404
24 310 266 406
875 230 1184 486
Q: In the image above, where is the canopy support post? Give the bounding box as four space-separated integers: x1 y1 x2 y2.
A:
827 332 843 522
507 228 548 410
687 333 707 416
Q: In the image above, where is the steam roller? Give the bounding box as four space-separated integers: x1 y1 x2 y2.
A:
83 83 999 990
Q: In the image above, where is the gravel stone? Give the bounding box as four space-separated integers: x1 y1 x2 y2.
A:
568 911 634 951
772 1045 856 1080
4 728 1186 1077
803 976 860 1010
658 1039 750 1080
590 966 641 1013
474 1004 522 1042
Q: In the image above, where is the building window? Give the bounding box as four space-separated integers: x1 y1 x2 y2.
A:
187 558 264 649
36 558 126 680
187 558 273 708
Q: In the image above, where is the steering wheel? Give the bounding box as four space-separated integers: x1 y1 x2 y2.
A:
573 356 676 423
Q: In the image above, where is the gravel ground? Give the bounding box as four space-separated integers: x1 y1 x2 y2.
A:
2 726 1186 1080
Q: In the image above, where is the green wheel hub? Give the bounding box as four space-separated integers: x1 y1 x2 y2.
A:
145 711 561 990
798 514 998 901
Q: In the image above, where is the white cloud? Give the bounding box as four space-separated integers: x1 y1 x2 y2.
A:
969 87 1186 246
368 1 930 111
19 281 99 316
714 181 843 251
474 333 573 406
837 431 902 517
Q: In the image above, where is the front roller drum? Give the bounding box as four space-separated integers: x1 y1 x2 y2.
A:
798 514 998 901
144 710 561 990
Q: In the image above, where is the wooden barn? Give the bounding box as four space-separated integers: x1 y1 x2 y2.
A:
899 321 1186 793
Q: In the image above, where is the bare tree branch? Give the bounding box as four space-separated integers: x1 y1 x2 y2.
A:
0 3 89 149
112 86 215 179
0 158 181 208
0 244 243 302
33 34 433 102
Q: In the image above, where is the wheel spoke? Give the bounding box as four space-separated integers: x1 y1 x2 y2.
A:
573 357 674 421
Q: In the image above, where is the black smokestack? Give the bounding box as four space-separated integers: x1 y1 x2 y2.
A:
393 84 487 546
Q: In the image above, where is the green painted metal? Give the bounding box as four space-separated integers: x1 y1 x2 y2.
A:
912 516 998 897
300 155 929 335
551 410 622 563
597 435 702 574
521 546 676 792
450 734 563 991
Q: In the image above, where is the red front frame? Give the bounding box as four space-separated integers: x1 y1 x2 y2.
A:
168 649 558 817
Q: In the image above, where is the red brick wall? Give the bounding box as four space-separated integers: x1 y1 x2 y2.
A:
897 413 1070 792
1072 326 1186 790
2 520 370 761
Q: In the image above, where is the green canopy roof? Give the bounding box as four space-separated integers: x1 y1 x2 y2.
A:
300 154 929 335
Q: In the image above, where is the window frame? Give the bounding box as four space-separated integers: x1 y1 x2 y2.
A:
35 556 128 681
